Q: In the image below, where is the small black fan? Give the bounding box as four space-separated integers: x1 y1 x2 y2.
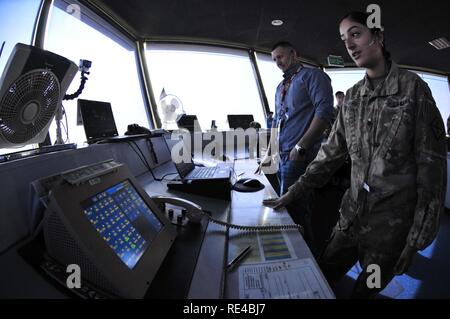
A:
0 43 78 147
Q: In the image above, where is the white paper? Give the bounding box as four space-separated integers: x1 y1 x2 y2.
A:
238 258 334 299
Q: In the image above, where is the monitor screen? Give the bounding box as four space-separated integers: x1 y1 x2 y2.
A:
78 99 119 142
42 161 177 298
174 161 195 179
176 114 201 132
81 180 163 269
164 136 195 179
227 114 254 129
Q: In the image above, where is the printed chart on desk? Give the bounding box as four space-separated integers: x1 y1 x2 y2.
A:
238 232 334 299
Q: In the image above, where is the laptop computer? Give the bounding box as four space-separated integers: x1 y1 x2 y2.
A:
164 137 231 182
176 114 201 133
78 99 148 144
227 114 254 129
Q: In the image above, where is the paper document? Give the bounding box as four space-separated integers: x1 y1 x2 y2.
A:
228 231 296 264
239 258 334 299
258 232 297 262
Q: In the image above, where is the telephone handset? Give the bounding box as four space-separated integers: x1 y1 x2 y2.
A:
150 195 302 232
151 195 204 223
125 123 151 135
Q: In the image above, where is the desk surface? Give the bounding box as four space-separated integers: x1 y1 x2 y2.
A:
0 147 333 299
146 159 334 299
223 160 334 299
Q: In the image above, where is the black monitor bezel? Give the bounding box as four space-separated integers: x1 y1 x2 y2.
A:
46 164 176 298
78 99 119 141
227 114 255 129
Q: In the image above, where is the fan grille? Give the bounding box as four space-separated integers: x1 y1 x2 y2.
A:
159 94 184 130
0 69 60 144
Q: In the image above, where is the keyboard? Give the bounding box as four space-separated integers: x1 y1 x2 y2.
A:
62 160 121 185
190 166 217 178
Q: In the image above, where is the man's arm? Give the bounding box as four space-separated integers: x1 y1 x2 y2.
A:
265 100 349 208
298 116 329 149
288 101 349 197
290 70 334 160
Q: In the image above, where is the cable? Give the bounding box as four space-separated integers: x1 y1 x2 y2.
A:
130 140 153 170
60 121 68 143
57 104 69 144
125 141 148 168
63 59 91 100
54 59 91 145
130 140 163 181
146 138 159 164
125 141 155 178
63 104 69 143
63 72 88 100
206 214 303 232
159 172 180 181
126 140 168 182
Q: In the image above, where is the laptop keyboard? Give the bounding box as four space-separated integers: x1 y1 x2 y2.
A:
190 167 217 178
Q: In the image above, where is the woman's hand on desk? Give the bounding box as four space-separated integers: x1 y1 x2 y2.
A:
262 191 295 210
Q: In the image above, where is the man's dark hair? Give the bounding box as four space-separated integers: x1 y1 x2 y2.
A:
271 41 298 55
340 11 391 60
335 91 345 97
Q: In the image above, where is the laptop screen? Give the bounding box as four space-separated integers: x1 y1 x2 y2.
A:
174 161 196 179
176 114 201 132
78 99 118 142
227 114 254 129
164 137 195 179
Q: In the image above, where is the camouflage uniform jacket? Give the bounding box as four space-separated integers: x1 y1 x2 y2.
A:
288 62 447 251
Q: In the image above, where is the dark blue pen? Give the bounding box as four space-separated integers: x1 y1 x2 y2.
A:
226 245 251 269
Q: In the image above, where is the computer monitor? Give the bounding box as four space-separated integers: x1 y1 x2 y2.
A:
176 114 201 132
42 161 176 298
78 99 119 143
227 114 254 129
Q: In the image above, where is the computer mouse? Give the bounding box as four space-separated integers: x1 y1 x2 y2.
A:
242 179 264 188
232 178 264 192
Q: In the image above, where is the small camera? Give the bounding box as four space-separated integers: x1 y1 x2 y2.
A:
79 59 92 73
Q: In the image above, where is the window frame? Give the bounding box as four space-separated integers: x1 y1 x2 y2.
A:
145 42 269 130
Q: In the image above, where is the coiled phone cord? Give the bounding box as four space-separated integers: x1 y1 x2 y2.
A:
207 215 303 233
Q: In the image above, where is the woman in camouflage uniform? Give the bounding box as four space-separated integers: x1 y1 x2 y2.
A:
263 11 447 298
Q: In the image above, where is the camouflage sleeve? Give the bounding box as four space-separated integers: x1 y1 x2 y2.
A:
288 102 349 197
406 83 447 250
